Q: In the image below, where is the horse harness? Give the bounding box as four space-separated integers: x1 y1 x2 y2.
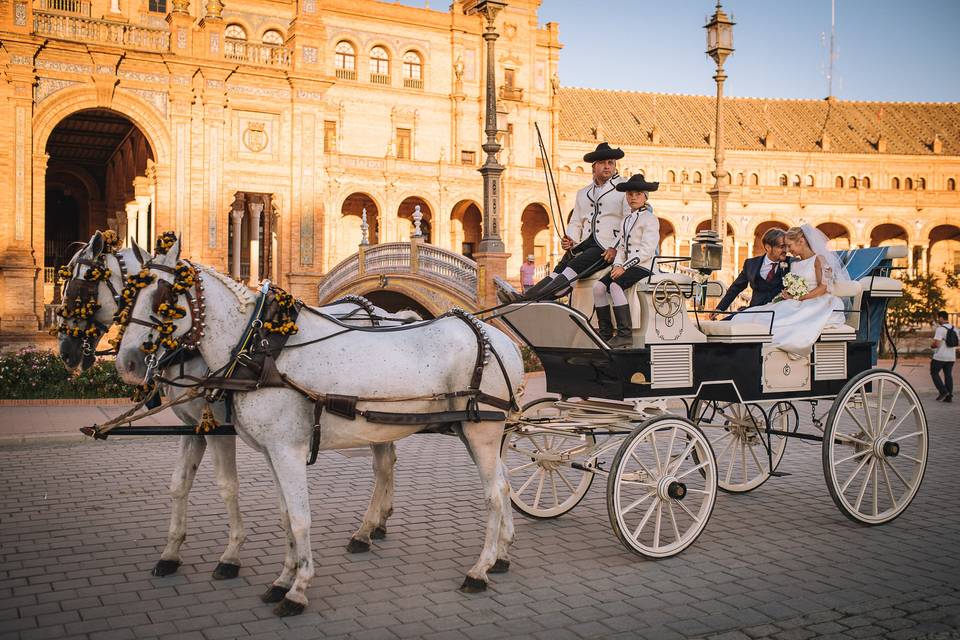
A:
143 272 518 465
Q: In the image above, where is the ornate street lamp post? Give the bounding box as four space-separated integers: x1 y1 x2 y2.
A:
465 0 507 254
704 2 734 243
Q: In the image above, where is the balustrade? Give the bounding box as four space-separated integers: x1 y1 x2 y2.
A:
318 242 478 302
33 11 170 51
224 40 292 68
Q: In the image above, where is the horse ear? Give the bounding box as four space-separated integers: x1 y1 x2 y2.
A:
158 237 181 266
90 231 104 257
129 238 150 266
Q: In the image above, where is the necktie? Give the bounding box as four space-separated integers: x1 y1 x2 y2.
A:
765 264 776 282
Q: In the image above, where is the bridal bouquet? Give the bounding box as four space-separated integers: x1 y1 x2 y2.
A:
772 273 808 303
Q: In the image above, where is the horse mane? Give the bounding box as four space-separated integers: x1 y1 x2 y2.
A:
197 265 256 308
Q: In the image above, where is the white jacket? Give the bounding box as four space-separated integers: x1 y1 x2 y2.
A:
615 204 660 270
566 175 630 250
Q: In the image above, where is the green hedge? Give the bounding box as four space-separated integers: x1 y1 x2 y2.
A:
0 348 133 400
520 345 543 373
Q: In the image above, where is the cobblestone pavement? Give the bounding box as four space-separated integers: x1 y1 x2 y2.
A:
1 362 958 639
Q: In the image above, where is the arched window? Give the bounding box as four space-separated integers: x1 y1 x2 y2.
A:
335 41 356 78
892 177 900 189
917 177 926 190
402 51 423 88
693 171 702 184
667 170 676 183
806 175 815 187
262 29 284 46
835 176 844 188
369 46 390 80
224 24 247 40
778 174 788 187
862 176 871 189
905 177 914 190
849 176 858 189
749 173 759 186
948 178 956 191
792 175 801 187
681 170 689 183
736 172 744 186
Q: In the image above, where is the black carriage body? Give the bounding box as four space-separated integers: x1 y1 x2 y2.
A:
534 340 872 403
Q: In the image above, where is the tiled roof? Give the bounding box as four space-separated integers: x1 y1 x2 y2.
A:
558 88 960 156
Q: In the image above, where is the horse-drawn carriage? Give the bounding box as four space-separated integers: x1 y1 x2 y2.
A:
497 243 927 558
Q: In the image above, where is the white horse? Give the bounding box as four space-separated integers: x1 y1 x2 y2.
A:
115 238 523 616
58 232 417 581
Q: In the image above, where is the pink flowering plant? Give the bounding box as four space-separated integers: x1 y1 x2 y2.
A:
0 348 133 399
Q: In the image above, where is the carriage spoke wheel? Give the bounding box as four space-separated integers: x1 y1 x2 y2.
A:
502 399 596 519
607 416 716 558
823 369 927 525
691 400 791 493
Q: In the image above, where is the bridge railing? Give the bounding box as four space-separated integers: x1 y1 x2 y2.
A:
318 241 478 303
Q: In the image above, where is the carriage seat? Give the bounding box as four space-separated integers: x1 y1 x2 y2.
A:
633 271 696 293
819 323 857 341
856 276 902 298
697 320 772 343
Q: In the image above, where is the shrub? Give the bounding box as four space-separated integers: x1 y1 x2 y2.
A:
0 348 133 399
520 345 543 373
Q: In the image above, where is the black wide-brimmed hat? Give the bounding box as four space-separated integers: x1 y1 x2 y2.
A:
583 142 625 163
615 174 659 192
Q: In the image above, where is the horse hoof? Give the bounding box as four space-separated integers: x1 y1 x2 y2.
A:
212 562 240 580
151 560 181 577
273 597 305 617
459 576 488 593
489 559 510 574
371 526 387 540
346 538 370 554
260 585 290 604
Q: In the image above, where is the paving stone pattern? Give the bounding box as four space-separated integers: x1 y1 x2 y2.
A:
1 363 958 639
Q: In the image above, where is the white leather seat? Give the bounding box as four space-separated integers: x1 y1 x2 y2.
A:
857 276 902 298
819 323 857 341
697 319 772 342
634 272 696 293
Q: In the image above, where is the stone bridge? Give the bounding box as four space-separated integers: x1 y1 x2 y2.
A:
316 240 482 318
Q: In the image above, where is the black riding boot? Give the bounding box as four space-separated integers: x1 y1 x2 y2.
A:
595 306 613 341
514 275 554 302
607 304 634 348
526 274 571 301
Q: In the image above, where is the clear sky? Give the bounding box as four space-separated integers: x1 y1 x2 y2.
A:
396 0 960 102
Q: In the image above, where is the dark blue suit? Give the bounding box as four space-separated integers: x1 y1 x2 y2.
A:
715 255 789 312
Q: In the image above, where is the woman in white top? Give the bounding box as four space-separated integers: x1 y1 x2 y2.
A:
730 224 850 356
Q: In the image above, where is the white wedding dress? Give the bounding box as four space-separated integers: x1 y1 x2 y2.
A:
730 255 846 356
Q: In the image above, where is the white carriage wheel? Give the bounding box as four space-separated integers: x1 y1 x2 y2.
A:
607 415 717 558
691 400 792 493
823 369 927 525
502 398 596 519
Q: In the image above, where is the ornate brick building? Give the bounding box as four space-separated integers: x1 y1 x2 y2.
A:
1 0 958 338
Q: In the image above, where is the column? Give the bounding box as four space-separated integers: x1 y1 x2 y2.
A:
135 196 151 249
248 201 263 284
125 203 140 247
231 207 244 279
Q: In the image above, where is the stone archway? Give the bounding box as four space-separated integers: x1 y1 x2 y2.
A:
398 196 432 243
658 218 676 256
337 193 379 265
450 200 481 258
42 108 156 308
752 220 790 256
870 223 909 269
817 221 851 251
520 203 550 266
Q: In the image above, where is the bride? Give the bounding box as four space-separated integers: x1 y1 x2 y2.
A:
730 224 850 356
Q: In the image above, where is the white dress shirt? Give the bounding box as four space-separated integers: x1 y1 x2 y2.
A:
759 255 777 280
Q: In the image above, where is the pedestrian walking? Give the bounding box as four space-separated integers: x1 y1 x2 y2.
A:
931 309 957 402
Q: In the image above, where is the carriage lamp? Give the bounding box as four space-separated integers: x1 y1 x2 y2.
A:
690 229 723 274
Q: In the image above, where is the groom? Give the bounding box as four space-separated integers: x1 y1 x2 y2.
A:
712 228 789 318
